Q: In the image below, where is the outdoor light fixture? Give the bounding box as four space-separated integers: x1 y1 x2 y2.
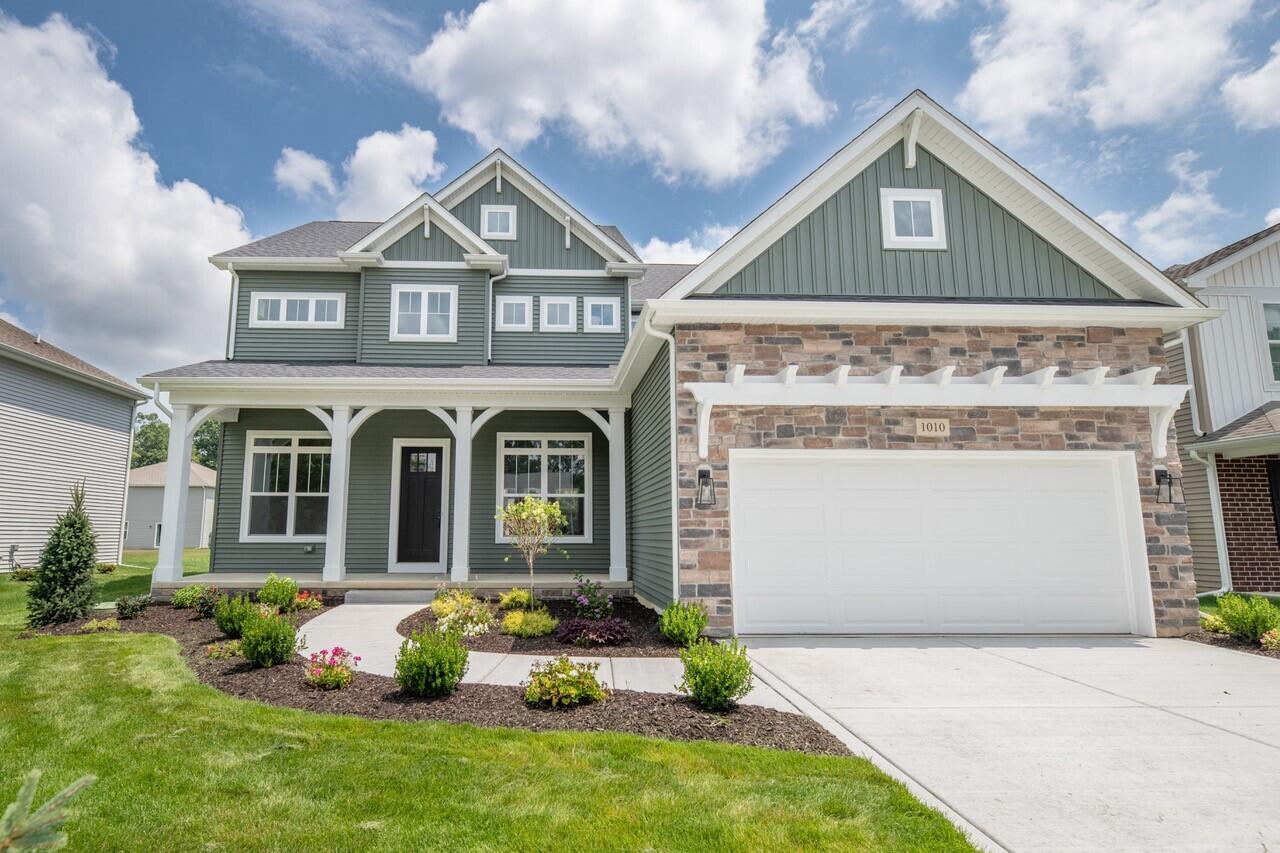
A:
1155 469 1183 505
695 465 718 509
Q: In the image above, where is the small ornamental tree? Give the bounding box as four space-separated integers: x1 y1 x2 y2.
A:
497 497 566 602
27 484 98 627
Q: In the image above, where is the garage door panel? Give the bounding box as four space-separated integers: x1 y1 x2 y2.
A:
832 544 928 586
935 594 1029 632
739 594 832 631
1033 594 1131 632
736 500 826 538
736 542 828 586
831 462 924 490
837 594 932 632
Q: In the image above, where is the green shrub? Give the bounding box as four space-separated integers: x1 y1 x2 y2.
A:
240 614 298 668
395 629 469 697
213 594 260 639
26 484 97 627
1216 593 1280 643
193 586 221 618
204 640 242 660
115 594 150 620
678 639 753 711
95 562 117 574
658 601 707 647
79 617 119 634
170 585 207 609
524 656 608 707
430 588 477 619
502 608 558 638
1262 629 1280 652
1200 613 1229 634
8 568 35 582
498 587 534 611
258 573 299 612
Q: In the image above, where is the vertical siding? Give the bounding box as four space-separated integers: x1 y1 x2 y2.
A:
490 275 628 365
0 358 133 565
1196 291 1280 429
233 270 361 361
449 178 607 270
1205 240 1280 288
1168 342 1222 591
626 342 674 605
382 224 466 262
720 145 1120 300
359 268 487 365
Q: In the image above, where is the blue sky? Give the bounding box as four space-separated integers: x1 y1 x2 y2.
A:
1 0 1278 386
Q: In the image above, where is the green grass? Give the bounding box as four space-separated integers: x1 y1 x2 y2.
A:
1198 593 1280 617
0 559 974 852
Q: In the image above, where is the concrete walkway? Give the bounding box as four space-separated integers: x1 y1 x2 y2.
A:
299 604 794 711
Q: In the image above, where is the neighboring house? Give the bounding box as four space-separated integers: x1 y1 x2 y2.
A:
0 319 146 568
1165 222 1280 594
142 91 1217 637
126 461 216 550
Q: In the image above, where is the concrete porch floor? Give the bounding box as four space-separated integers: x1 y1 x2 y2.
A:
151 571 628 599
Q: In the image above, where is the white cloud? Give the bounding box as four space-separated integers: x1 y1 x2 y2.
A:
959 0 1252 141
902 0 957 20
274 147 336 199
230 0 418 79
795 0 873 49
1223 40 1280 129
1266 207 1280 227
409 0 834 184
636 224 739 263
0 14 250 386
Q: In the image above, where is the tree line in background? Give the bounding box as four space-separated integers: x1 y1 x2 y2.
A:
131 412 220 470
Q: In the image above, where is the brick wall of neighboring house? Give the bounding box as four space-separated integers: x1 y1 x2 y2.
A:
673 323 1199 637
1217 455 1280 592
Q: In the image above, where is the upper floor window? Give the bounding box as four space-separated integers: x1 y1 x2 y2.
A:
390 283 457 342
880 188 946 250
241 433 330 541
249 292 345 329
584 297 621 333
481 204 518 240
540 296 576 332
495 295 533 332
1265 304 1280 380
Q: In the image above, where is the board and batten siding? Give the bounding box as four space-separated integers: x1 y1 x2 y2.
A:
449 178 607 271
490 275 629 365
0 357 134 566
382 224 467 263
359 268 487 365
718 144 1121 300
626 341 674 606
1168 341 1222 591
233 270 361 361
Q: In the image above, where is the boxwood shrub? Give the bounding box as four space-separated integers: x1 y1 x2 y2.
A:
170 585 206 609
240 614 298 668
395 629 469 697
658 601 707 647
678 639 753 711
213 594 260 639
1217 593 1280 643
258 573 298 612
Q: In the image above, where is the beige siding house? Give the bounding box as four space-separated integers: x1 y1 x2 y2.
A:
126 462 216 550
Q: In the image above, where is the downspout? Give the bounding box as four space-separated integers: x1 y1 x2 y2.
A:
640 310 680 604
1190 447 1232 597
486 262 509 364
224 263 238 360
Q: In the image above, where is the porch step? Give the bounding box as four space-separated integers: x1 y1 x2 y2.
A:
343 589 436 605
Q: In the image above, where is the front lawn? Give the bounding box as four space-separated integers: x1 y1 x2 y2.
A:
0 565 974 851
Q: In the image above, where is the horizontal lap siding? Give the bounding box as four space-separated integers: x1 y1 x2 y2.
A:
627 342 674 606
1168 342 1222 591
490 275 628 365
449 179 607 271
234 271 361 360
360 268 487 365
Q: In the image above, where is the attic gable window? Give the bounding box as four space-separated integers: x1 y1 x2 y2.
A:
880 188 946 250
481 204 517 240
249 292 345 329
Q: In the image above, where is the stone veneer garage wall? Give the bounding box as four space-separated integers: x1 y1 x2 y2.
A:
673 324 1199 637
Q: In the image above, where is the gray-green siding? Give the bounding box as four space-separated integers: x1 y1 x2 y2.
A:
382 225 466 263
626 341 674 606
491 275 628 365
719 145 1121 300
233 271 362 361
359 267 487 365
449 178 607 271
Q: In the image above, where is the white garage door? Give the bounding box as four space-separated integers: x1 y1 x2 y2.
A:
730 451 1150 635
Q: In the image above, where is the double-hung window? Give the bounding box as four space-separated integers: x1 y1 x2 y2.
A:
539 296 576 332
249 292 345 329
390 283 457 342
242 433 331 541
495 295 533 331
879 188 947 250
584 297 621 333
497 435 590 542
1265 304 1280 381
480 204 517 240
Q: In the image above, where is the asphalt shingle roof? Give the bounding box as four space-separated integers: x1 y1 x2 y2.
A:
596 225 637 259
130 461 217 488
1193 402 1280 447
142 360 615 381
0 318 142 396
630 264 697 311
1165 222 1280 283
214 221 381 259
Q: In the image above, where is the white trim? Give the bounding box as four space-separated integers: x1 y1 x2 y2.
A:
389 283 458 342
1205 452 1233 592
584 296 621 333
1259 301 1280 391
379 260 472 270
495 294 533 332
494 432 593 544
225 268 239 359
1183 228 1280 290
507 268 613 278
638 314 681 603
880 188 946 250
347 192 499 258
480 204 518 240
387 438 451 573
238 430 332 543
539 295 576 332
248 292 346 329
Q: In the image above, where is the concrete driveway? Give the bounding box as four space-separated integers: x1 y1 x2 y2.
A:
745 636 1280 853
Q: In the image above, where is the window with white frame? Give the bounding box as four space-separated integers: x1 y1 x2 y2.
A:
879 188 946 250
249 292 345 329
584 297 621 333
1265 304 1280 381
480 204 517 240
495 295 533 331
390 284 457 342
539 295 576 332
242 433 331 540
497 435 590 541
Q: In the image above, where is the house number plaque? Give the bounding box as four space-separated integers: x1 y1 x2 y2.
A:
915 418 950 438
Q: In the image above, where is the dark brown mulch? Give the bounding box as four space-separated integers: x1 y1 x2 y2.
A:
396 597 683 658
1185 630 1280 659
34 605 848 756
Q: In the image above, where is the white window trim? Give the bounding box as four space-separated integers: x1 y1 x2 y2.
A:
1259 301 1280 389
495 432 592 544
480 204 518 240
387 438 451 573
584 296 621 333
495 295 533 332
239 430 331 543
880 187 947 250
539 295 577 332
248 292 346 329
389 283 458 342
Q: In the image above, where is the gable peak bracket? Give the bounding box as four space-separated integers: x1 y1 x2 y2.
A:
903 109 923 169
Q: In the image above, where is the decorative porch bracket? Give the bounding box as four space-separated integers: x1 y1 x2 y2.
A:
307 406 382 582
578 408 628 582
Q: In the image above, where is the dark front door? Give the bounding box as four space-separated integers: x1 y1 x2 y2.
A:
398 446 443 564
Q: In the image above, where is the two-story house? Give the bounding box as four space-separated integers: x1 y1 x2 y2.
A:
143 91 1217 637
1166 223 1280 595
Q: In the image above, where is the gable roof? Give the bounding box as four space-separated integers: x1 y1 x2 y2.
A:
1165 222 1280 285
130 460 217 488
345 191 502 262
598 225 637 260
662 90 1201 309
0 318 144 399
214 221 380 259
630 264 696 311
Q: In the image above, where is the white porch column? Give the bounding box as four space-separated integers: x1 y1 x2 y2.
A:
154 404 193 583
451 406 473 582
607 407 627 581
323 405 351 582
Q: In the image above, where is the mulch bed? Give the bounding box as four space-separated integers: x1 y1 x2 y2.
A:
1184 630 1280 660
397 597 684 658
33 605 848 756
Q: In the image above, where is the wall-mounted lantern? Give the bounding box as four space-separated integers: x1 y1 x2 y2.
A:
1155 469 1183 505
695 465 718 509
